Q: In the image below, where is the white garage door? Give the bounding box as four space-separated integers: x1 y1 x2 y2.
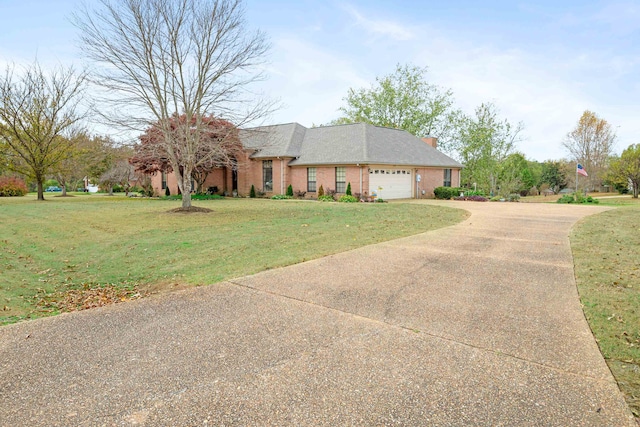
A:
369 168 412 199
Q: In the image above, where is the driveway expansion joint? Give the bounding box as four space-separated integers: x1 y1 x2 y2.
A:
225 278 616 385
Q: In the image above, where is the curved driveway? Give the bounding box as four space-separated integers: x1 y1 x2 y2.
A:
0 201 636 426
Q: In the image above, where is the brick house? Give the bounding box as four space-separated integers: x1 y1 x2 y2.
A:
151 122 462 199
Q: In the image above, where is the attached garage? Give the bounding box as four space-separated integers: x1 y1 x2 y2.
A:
368 168 412 199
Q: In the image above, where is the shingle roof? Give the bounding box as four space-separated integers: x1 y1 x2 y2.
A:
244 122 462 168
241 123 306 158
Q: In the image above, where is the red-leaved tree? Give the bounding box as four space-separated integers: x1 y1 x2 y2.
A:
130 114 242 194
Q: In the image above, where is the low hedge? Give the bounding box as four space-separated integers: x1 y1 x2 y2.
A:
433 186 463 199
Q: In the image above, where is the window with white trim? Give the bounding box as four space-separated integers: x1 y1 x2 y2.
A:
335 167 346 193
307 168 316 192
263 160 273 191
443 169 452 187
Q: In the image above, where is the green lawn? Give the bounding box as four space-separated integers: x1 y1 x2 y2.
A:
571 204 640 418
0 195 467 324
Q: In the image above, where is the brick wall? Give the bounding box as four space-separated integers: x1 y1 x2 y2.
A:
414 167 462 198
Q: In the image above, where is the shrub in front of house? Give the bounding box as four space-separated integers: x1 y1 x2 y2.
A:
318 185 324 197
338 195 358 203
318 195 334 202
165 186 170 196
271 194 292 200
286 184 293 197
346 182 352 196
249 185 256 198
0 176 28 196
433 186 463 199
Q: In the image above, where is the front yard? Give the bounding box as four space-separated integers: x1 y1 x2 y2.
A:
0 195 467 324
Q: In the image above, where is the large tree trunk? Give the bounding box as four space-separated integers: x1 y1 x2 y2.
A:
633 181 639 198
175 169 192 209
61 184 68 196
36 176 45 201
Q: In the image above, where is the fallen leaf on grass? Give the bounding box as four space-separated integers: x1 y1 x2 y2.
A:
35 284 147 314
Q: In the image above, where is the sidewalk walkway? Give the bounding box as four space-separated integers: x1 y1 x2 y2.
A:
0 201 635 426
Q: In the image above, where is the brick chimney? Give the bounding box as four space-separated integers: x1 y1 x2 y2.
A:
421 136 437 149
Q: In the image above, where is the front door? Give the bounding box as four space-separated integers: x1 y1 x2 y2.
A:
232 168 238 192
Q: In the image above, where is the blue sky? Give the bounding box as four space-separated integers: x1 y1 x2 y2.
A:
1 0 638 161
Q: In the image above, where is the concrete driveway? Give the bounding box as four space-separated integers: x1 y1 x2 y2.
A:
0 201 636 426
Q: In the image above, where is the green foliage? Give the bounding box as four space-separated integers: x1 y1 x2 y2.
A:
606 144 640 198
455 103 522 195
271 194 292 200
318 195 334 202
540 160 568 193
193 194 223 200
433 186 462 199
45 179 60 188
286 184 293 197
0 176 28 196
249 184 256 198
333 63 459 153
318 185 324 197
346 182 352 196
497 153 537 196
338 195 358 203
164 186 170 196
557 192 599 204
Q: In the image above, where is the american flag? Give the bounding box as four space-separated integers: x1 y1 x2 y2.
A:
577 164 588 177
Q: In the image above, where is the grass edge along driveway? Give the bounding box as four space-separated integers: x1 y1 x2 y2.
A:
571 205 640 419
0 196 468 324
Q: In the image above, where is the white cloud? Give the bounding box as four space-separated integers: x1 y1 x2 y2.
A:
256 37 371 127
342 4 415 41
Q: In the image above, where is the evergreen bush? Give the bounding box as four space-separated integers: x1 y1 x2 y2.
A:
165 186 170 196
286 184 293 197
318 185 324 197
249 184 256 198
346 182 352 196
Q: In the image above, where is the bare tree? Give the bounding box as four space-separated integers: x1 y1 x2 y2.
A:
100 158 136 195
563 110 616 191
74 0 272 209
0 62 88 200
